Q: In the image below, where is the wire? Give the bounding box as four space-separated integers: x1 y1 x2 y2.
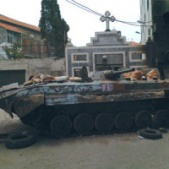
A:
137 20 152 23
66 0 103 16
71 0 103 16
66 0 98 16
116 19 152 27
65 0 152 27
115 19 152 26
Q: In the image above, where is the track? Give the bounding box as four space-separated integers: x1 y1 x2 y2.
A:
19 98 169 138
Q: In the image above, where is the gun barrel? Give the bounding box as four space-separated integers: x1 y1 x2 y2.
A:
115 68 135 75
104 68 135 80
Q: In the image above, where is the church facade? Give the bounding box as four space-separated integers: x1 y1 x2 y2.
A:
66 29 146 77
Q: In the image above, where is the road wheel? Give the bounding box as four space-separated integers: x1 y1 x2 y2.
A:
74 114 94 135
50 115 72 138
115 112 133 130
138 128 162 140
135 111 152 128
154 109 169 127
95 113 114 133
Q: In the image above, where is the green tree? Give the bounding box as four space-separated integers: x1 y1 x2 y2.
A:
3 43 24 59
39 0 69 58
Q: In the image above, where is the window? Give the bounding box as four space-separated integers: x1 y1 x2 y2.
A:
132 53 142 60
129 52 143 62
147 0 149 11
30 34 34 38
148 29 151 36
71 53 88 63
7 31 21 44
73 54 87 61
74 68 81 77
7 34 12 43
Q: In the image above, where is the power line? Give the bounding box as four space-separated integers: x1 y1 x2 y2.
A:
137 20 152 23
71 0 102 16
65 0 102 16
116 19 152 27
65 0 152 27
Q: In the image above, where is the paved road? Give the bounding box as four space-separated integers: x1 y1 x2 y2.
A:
0 109 169 169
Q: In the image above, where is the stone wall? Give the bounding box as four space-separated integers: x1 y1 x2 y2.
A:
0 58 65 81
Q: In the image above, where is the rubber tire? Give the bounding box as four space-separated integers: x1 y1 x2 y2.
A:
138 128 162 140
74 114 94 135
135 111 152 128
95 113 114 133
154 109 169 127
50 115 72 138
5 133 36 149
115 112 133 130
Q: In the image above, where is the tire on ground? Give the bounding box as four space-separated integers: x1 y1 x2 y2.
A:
138 128 162 140
5 132 37 149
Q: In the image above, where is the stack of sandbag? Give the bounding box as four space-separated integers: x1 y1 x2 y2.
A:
24 74 68 86
122 69 160 81
146 69 159 80
69 77 82 82
122 70 144 80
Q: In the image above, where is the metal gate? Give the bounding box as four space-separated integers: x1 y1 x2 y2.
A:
95 54 123 71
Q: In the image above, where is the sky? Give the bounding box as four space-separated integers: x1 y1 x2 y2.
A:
0 0 141 46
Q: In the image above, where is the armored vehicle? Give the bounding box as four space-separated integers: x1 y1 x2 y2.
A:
0 67 169 138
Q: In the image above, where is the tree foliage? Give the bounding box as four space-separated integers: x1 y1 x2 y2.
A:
39 0 69 58
3 43 24 59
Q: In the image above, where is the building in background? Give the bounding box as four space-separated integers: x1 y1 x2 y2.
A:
66 29 146 77
140 0 169 78
0 14 47 58
140 0 152 44
0 14 66 86
140 0 169 45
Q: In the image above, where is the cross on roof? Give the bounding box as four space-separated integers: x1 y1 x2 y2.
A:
100 11 115 32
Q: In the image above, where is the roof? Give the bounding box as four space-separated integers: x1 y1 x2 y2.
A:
0 14 40 32
130 41 141 46
0 22 25 34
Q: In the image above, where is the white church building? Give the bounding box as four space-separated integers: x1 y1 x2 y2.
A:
66 29 146 77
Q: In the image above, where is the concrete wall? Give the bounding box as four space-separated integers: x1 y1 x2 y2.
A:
0 58 65 81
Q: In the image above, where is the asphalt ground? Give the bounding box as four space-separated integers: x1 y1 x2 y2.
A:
0 109 169 169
